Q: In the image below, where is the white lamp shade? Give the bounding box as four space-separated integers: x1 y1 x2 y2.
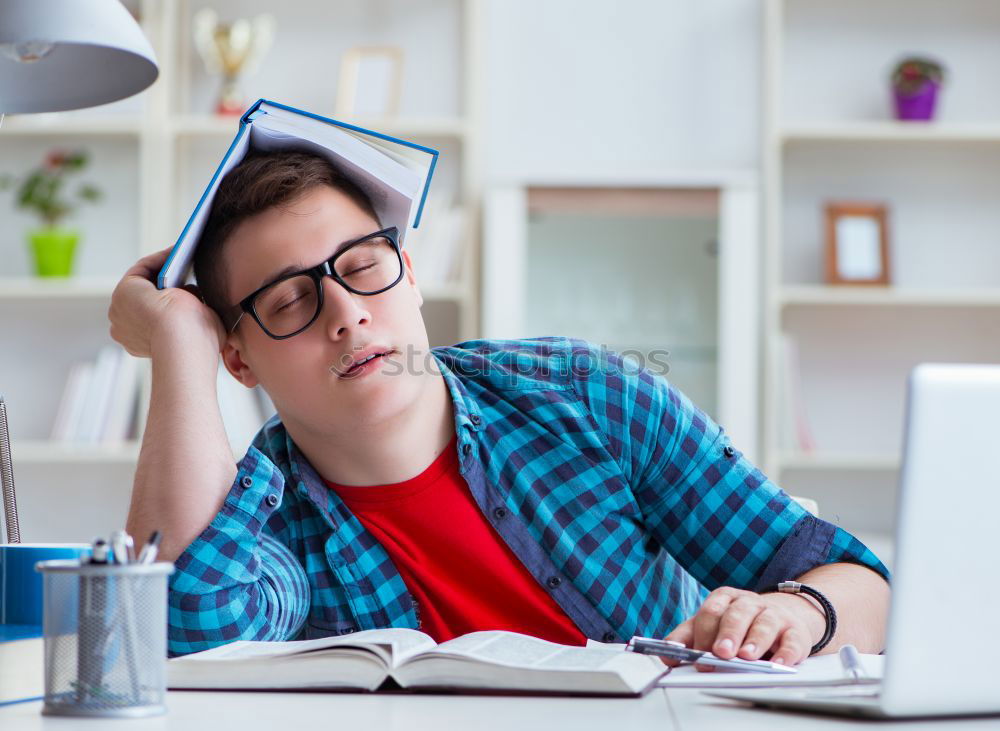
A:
0 0 158 113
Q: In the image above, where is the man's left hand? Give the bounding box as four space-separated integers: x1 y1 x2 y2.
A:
662 586 825 670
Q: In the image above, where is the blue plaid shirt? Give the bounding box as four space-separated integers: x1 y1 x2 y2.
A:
169 338 889 656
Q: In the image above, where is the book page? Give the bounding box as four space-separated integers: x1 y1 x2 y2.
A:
428 631 631 672
175 627 435 666
257 109 422 197
249 125 414 241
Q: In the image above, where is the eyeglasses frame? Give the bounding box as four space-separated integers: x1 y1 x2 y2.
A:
227 226 404 340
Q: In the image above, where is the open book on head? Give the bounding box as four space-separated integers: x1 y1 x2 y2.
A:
157 98 439 289
167 629 667 697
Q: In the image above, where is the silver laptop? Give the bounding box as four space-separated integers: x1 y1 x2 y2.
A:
707 364 1000 719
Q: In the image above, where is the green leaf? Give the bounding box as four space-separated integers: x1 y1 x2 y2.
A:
64 151 87 170
77 183 102 202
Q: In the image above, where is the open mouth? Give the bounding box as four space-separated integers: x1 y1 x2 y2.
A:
340 349 396 378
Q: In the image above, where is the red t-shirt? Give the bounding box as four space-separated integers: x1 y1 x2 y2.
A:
325 438 587 645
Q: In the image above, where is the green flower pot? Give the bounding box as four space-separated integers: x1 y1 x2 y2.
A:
29 228 79 277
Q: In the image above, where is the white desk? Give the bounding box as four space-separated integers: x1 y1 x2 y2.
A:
3 689 1000 730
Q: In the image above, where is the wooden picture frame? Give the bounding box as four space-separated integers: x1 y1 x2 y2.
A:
334 46 404 118
824 202 890 285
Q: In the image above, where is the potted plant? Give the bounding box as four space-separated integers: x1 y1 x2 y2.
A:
0 149 102 277
891 56 945 121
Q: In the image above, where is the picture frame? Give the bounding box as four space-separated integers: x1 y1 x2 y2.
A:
334 46 404 118
824 202 890 285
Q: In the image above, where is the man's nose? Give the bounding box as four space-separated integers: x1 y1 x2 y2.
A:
319 275 372 340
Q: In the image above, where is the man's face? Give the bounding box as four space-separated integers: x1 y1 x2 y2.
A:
220 185 430 434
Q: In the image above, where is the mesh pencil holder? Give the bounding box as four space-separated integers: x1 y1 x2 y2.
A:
35 559 174 718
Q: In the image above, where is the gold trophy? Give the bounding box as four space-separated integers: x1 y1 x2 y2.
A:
193 9 275 116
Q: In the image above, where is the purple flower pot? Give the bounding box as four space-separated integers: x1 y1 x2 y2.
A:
893 81 939 121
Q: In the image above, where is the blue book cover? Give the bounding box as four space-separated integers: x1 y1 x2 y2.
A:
158 98 439 289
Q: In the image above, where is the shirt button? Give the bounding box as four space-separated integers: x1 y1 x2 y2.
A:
546 576 562 589
241 475 253 489
723 445 736 459
493 506 508 520
340 626 356 635
462 443 472 457
602 631 616 643
470 414 481 426
265 494 279 507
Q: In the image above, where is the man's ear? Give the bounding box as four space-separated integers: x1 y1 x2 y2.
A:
221 333 259 389
401 249 423 307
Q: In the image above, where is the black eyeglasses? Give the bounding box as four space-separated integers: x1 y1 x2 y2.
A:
228 226 404 340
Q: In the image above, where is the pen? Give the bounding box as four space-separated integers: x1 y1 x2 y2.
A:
839 643 866 682
138 530 161 564
78 538 110 702
110 530 134 565
627 636 797 674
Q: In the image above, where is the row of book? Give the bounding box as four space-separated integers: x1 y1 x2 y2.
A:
403 197 466 288
50 346 140 444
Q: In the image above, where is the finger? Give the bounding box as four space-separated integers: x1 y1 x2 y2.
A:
769 626 811 667
124 246 172 280
660 620 694 667
737 608 784 660
691 591 737 651
712 595 765 659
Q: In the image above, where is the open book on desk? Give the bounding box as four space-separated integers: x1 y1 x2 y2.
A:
168 629 666 697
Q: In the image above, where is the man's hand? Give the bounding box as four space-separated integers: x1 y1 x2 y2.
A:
662 586 825 670
108 247 225 359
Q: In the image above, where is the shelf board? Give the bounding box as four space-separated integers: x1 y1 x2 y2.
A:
0 277 117 299
12 440 140 465
0 115 142 137
776 451 900 472
780 121 1000 144
779 285 1000 308
169 115 468 140
420 282 469 303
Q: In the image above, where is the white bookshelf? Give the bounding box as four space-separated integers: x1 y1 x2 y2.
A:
782 121 1000 144
776 452 900 472
779 285 1000 308
11 440 142 466
762 0 1000 547
0 0 483 541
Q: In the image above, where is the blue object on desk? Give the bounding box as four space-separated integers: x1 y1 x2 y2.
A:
1 544 90 625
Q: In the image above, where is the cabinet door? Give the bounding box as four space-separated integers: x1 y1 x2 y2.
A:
524 190 720 417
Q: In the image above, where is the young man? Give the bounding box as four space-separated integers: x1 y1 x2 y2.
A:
110 150 890 664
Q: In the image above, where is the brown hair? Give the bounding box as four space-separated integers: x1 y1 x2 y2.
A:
192 149 379 325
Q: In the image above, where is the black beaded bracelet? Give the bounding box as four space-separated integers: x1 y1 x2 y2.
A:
759 580 837 655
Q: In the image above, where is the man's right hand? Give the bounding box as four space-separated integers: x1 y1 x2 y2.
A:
109 247 226 358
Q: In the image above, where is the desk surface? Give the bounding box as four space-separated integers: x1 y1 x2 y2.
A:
3 689 1000 730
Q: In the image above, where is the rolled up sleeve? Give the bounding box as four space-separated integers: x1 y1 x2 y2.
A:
577 343 890 594
168 446 310 656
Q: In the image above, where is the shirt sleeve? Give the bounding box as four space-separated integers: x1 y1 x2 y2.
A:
571 342 890 592
167 446 310 656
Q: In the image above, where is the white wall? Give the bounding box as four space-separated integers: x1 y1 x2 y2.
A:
482 0 762 179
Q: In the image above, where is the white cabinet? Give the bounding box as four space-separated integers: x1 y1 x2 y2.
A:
483 173 760 461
